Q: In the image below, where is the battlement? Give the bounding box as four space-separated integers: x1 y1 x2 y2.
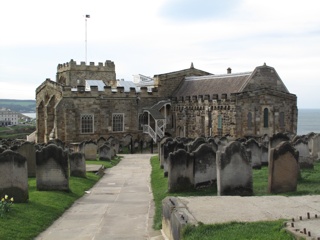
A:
172 93 237 104
57 59 115 72
62 85 159 98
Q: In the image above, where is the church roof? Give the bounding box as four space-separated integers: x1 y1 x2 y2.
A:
173 72 252 98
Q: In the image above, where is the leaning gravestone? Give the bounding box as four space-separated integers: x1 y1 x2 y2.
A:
98 144 112 161
83 141 97 160
217 141 253 196
69 152 86 178
0 150 28 202
168 149 194 192
97 137 106 148
36 144 69 191
268 141 299 194
16 141 36 177
193 143 216 187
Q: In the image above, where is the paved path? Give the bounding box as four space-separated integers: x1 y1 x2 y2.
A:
36 154 163 240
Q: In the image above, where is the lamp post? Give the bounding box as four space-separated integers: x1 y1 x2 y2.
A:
85 14 90 63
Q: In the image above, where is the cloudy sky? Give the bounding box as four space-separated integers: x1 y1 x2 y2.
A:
1 0 319 108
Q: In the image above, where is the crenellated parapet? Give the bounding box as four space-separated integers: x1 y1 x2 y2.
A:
56 59 116 87
61 84 160 98
57 59 115 72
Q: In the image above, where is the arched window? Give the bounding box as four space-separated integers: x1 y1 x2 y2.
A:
247 112 252 129
263 108 269 128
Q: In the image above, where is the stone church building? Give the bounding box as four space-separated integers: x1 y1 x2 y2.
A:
35 59 297 144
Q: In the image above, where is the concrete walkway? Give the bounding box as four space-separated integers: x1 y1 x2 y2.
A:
36 154 163 240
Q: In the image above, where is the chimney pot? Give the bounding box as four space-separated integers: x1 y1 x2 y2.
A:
227 67 232 74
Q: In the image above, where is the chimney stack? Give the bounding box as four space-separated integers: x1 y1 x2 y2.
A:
227 67 232 74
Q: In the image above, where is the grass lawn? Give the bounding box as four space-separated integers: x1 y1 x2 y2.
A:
150 155 320 239
0 156 121 240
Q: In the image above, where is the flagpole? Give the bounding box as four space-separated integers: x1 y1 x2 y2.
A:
85 15 90 64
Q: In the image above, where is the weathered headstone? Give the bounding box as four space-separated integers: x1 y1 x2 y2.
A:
163 140 179 177
159 137 173 169
168 149 194 192
244 138 262 169
98 144 112 161
268 141 299 194
193 143 216 187
217 141 253 196
69 152 86 178
83 141 97 160
97 137 106 148
187 137 206 153
36 144 69 191
0 150 28 203
293 139 314 169
16 141 36 177
310 133 320 159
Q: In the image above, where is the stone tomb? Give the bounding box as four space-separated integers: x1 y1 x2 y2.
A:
268 141 299 194
69 152 86 178
217 141 253 196
193 143 216 187
0 150 28 202
16 141 36 177
168 149 194 192
36 144 69 191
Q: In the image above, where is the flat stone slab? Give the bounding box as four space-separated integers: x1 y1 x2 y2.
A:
86 164 103 172
177 195 320 239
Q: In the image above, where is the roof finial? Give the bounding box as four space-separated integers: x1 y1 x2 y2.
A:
190 62 194 69
263 62 267 66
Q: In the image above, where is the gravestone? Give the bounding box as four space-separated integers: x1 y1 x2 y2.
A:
244 138 262 169
163 140 179 177
187 137 206 153
159 137 173 169
98 144 112 161
293 139 314 169
48 139 65 149
121 134 132 147
36 144 69 191
217 141 253 196
83 141 97 160
16 141 36 177
193 143 216 187
97 137 106 148
69 152 86 178
168 149 194 192
268 141 299 194
0 150 28 203
109 138 120 154
268 133 290 164
310 133 320 159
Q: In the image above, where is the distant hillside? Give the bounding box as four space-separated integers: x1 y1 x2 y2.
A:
0 99 36 113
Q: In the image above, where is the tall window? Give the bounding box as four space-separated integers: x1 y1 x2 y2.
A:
113 113 124 132
218 115 223 137
138 113 148 130
279 112 285 128
81 114 94 133
247 112 252 130
263 108 269 128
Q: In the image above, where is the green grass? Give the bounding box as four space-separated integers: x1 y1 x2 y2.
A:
150 156 320 237
0 173 100 240
182 221 294 240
